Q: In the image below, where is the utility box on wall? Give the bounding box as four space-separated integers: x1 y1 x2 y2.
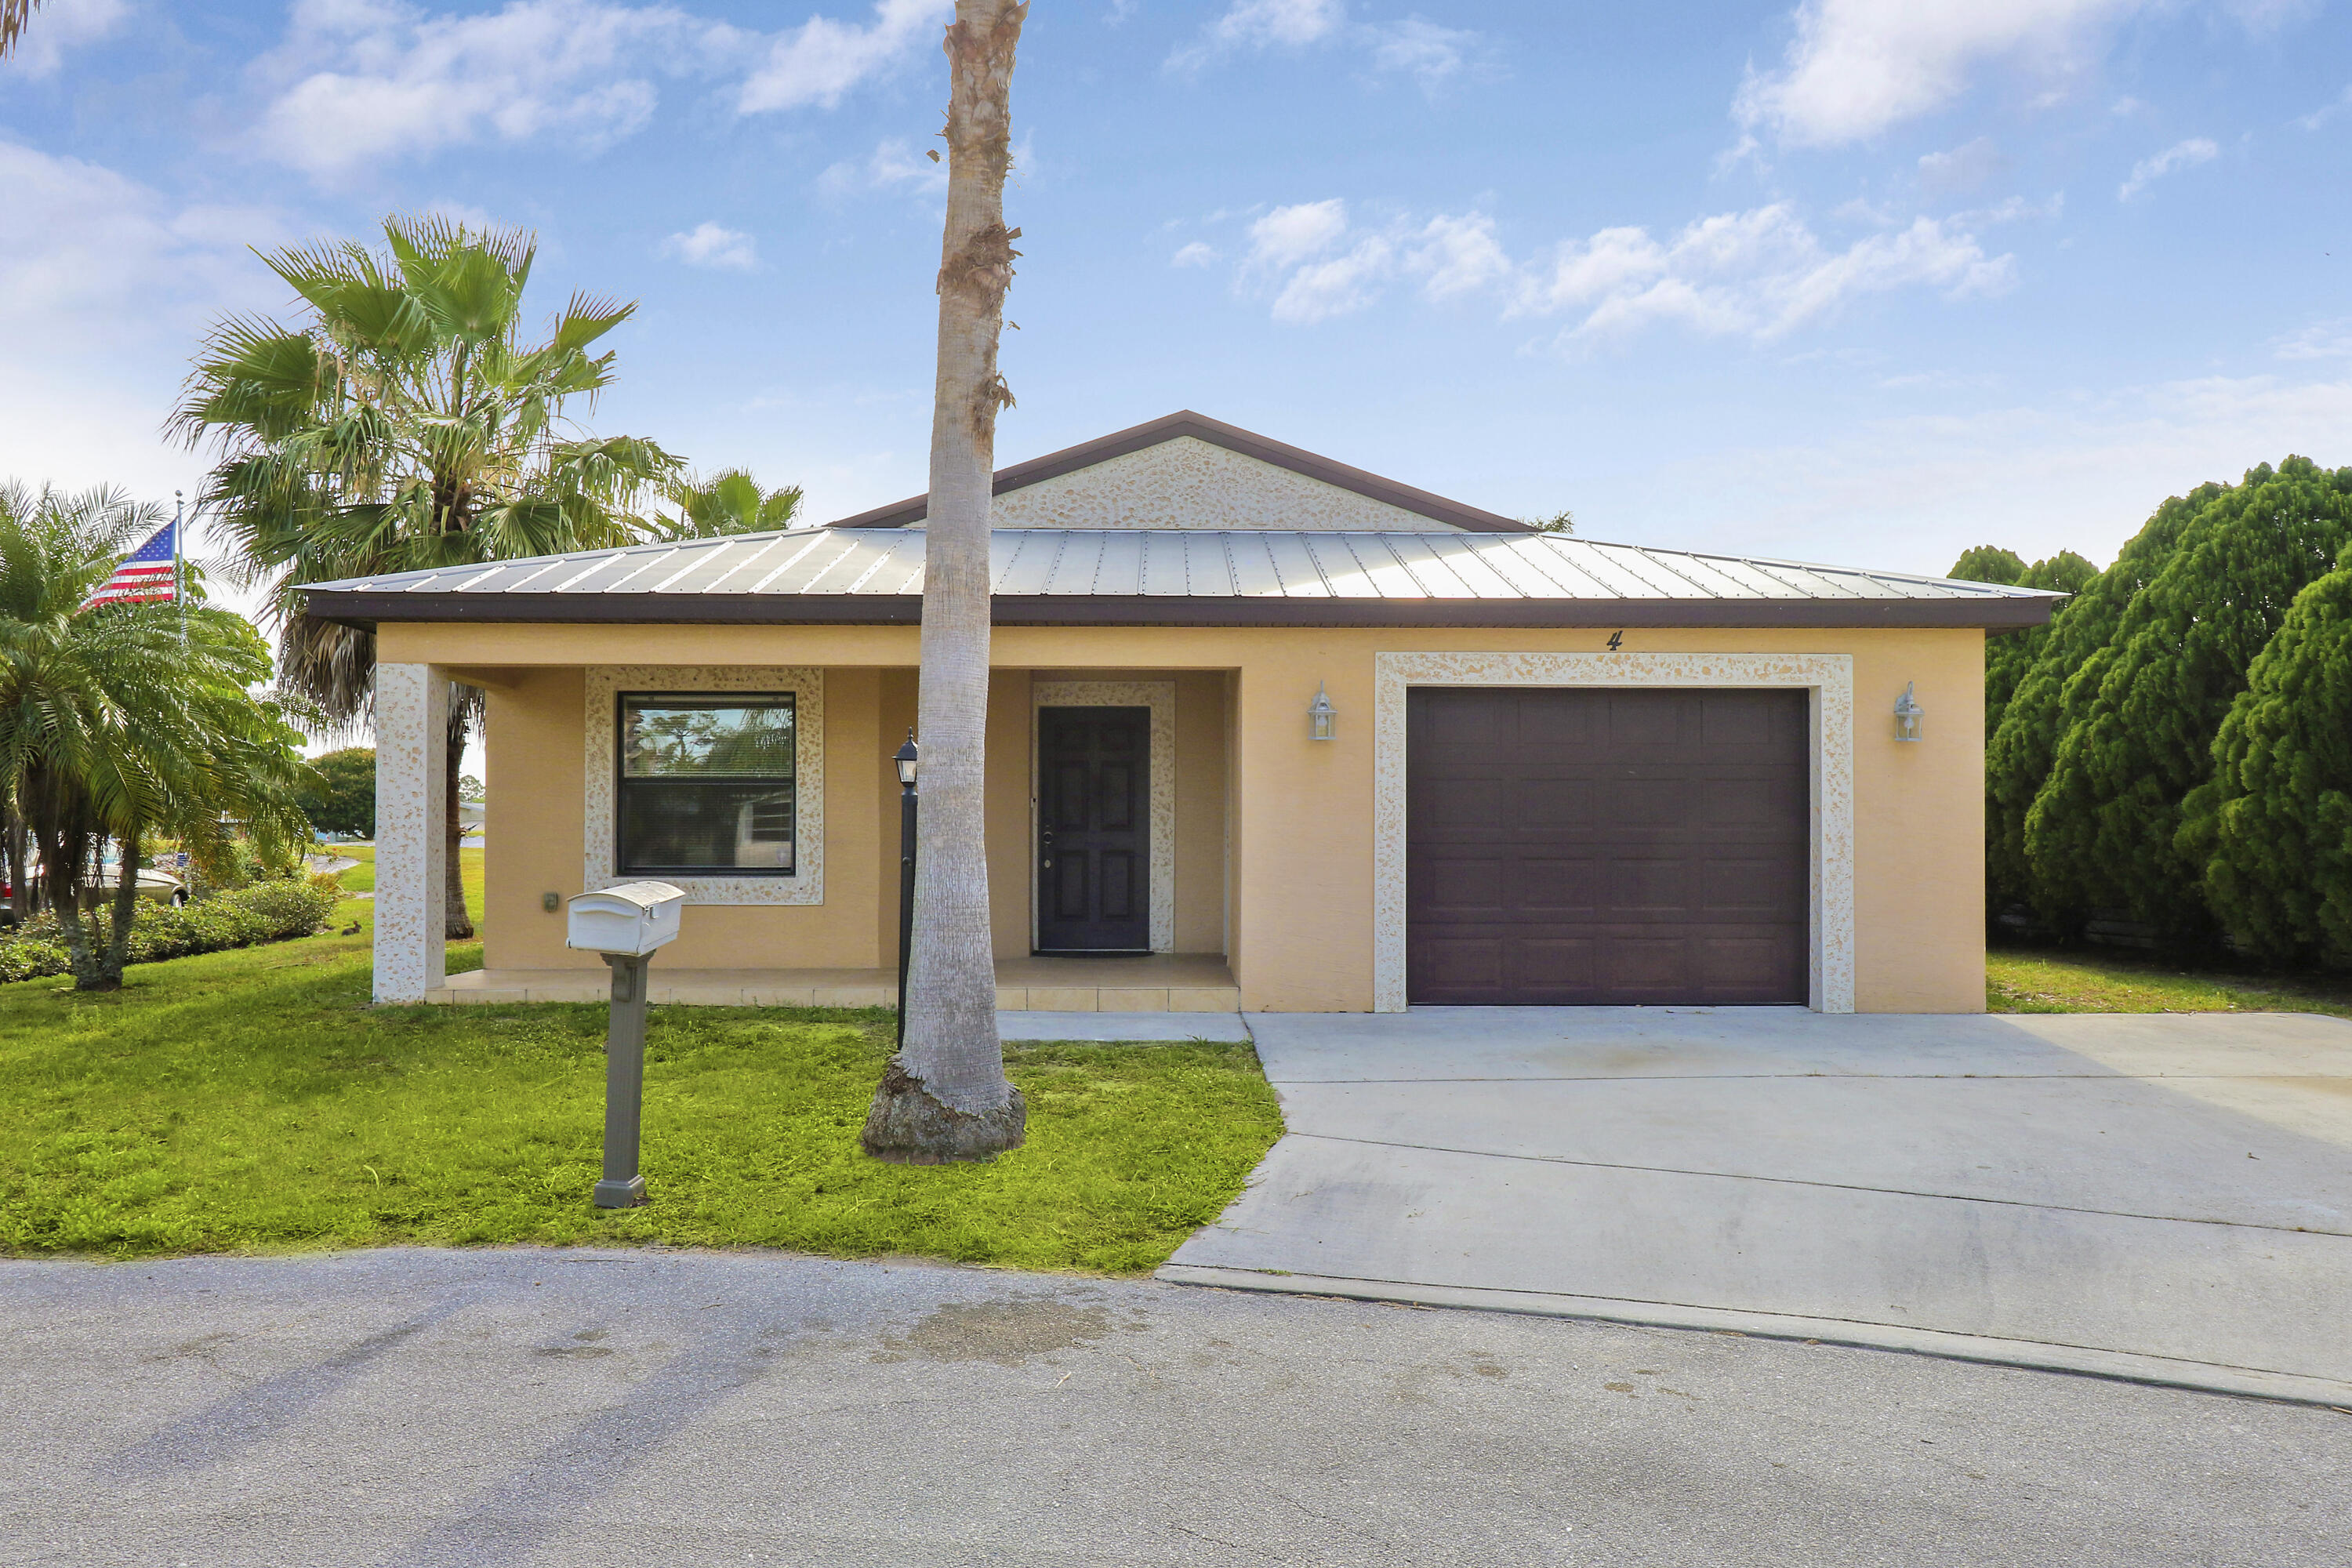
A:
566 881 686 956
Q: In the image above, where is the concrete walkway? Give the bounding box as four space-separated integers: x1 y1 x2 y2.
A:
1161 1008 2352 1405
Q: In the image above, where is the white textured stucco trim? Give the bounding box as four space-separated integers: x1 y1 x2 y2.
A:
584 666 825 906
1033 681 1177 953
990 437 1456 531
374 663 448 1004
1370 652 1856 1014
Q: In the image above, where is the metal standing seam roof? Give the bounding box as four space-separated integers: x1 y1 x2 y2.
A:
299 527 2063 630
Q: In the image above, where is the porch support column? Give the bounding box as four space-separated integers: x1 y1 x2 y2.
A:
374 663 448 1004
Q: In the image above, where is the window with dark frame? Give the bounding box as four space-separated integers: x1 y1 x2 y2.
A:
617 693 797 876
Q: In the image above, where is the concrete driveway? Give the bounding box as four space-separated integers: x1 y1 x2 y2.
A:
1161 1008 2352 1405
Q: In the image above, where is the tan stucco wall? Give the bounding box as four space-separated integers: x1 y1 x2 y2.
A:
400 620 1985 1012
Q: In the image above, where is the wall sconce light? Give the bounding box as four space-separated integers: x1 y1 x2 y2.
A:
1308 681 1338 741
1893 681 1925 742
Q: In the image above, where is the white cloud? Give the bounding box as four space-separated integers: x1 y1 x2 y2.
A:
1735 0 2145 147
1171 241 1219 267
245 0 938 179
0 0 129 78
1626 370 2352 578
1246 198 1351 271
1171 2 1486 88
1221 194 2014 342
661 220 756 270
1406 211 1512 299
739 0 952 114
1207 0 1345 50
1916 136 2008 195
2117 136 2216 200
1363 18 1479 91
2274 318 2352 361
818 135 949 197
1272 237 1392 323
249 0 749 178
0 142 287 501
2294 83 2352 132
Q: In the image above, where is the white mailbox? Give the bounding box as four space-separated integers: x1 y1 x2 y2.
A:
566 882 686 956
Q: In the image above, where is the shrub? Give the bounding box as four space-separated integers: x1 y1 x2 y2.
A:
0 879 340 985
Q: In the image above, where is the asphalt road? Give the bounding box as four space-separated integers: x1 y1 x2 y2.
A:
2 1249 2344 1567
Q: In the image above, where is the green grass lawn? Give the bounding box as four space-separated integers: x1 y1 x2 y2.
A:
1987 943 2352 1018
325 844 483 908
0 854 1282 1272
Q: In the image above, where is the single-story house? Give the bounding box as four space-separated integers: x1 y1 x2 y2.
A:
302 412 2060 1015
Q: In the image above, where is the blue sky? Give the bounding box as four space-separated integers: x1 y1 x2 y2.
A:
2 0 2349 581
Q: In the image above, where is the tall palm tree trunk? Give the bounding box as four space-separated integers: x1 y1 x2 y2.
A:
862 0 1029 1163
444 695 474 939
102 833 143 985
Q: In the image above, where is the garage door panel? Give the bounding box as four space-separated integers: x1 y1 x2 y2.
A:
1700 774 1806 828
1410 937 1504 996
1407 687 1808 1007
1610 858 1695 914
1420 856 1506 915
1700 856 1807 915
1508 858 1602 915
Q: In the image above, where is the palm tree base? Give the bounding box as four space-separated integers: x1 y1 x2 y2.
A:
860 1058 1026 1163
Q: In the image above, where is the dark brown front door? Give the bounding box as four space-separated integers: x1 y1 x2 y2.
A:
1036 706 1151 953
1407 687 1809 1006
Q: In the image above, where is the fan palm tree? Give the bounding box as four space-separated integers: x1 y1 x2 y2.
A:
0 483 312 990
861 0 1029 1163
173 215 686 938
645 469 803 540
1 1 44 60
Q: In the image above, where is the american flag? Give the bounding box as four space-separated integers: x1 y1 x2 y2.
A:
82 516 178 610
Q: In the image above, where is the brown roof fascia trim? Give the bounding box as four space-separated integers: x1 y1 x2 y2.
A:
305 591 2054 633
822 411 1531 534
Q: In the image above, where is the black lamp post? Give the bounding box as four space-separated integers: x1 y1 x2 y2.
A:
894 730 919 1049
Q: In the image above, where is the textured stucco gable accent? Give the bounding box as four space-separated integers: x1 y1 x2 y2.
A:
990 437 1455 532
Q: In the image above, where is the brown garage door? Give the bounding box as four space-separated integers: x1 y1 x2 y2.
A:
1406 687 1809 1007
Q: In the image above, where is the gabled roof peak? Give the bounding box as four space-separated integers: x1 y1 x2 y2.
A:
825 410 1531 534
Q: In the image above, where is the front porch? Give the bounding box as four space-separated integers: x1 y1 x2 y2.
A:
429 953 1241 1011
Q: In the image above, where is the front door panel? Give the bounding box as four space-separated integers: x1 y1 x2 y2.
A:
1036 706 1151 952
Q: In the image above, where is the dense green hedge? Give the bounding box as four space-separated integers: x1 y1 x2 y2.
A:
0 879 341 985
1961 456 2352 958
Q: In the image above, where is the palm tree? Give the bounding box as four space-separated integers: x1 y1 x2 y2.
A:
173 215 685 938
0 483 312 990
0 1 44 60
645 469 803 540
862 0 1030 1163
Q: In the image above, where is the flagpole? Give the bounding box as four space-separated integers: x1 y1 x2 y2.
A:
172 489 187 641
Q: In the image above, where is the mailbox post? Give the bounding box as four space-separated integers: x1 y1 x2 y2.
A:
566 881 685 1209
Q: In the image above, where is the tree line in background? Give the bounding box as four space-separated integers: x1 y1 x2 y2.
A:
1955 456 2352 966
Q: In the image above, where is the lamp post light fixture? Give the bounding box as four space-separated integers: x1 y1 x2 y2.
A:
1308 682 1338 741
1894 681 1926 742
894 730 918 1048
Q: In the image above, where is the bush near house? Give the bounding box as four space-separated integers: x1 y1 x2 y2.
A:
0 878 339 984
1962 456 2352 957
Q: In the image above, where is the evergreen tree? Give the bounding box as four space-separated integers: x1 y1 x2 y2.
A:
1985 484 2223 914
1947 546 2028 586
2179 556 2352 963
2024 459 2352 936
1951 547 2098 741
